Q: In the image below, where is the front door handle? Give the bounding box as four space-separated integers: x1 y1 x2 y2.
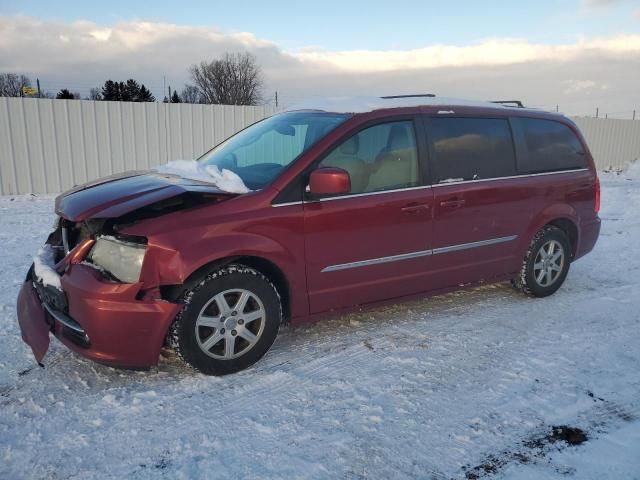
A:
401 203 430 214
439 199 466 208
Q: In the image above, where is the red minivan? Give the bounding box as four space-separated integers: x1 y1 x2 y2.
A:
17 96 601 375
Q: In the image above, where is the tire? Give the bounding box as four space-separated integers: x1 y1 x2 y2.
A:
168 264 282 375
512 225 572 298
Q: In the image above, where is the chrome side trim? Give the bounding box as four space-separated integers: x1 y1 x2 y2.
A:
319 184 432 203
42 302 86 334
321 249 433 272
432 235 518 255
321 234 518 272
432 168 589 188
271 185 433 207
271 168 589 207
271 201 304 208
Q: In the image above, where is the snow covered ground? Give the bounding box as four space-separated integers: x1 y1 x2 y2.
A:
1 164 639 480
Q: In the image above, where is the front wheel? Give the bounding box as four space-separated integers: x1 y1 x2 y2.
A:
168 265 282 375
512 225 571 297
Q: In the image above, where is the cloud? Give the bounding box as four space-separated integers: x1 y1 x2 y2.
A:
563 79 609 94
0 15 638 116
293 36 640 72
583 0 624 7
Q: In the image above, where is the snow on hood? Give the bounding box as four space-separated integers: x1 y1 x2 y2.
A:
156 160 251 194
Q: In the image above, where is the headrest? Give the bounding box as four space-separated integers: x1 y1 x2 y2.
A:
339 135 359 155
387 125 411 151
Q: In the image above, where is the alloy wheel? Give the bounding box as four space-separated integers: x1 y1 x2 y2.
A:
195 289 266 360
533 240 565 287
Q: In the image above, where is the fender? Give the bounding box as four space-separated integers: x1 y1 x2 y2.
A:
513 202 579 267
135 230 309 319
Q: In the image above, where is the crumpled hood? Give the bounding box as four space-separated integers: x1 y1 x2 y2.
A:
55 170 237 221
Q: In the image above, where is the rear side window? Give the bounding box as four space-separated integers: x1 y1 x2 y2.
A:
429 118 516 183
520 118 586 173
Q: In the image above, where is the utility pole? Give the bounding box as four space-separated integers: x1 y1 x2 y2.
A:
633 110 636 121
275 91 278 108
595 107 599 118
37 78 41 98
168 86 172 103
556 104 559 112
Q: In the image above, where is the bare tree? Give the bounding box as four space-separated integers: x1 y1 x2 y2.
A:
181 84 203 104
0 73 32 97
189 53 263 105
88 87 102 100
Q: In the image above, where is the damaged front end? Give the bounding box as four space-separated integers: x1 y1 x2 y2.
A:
17 171 238 368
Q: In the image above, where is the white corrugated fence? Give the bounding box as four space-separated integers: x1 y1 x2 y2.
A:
0 98 275 195
571 116 640 172
1 98 638 195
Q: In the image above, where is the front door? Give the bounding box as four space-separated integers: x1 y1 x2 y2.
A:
303 119 435 314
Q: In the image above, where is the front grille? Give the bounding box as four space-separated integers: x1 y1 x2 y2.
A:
34 279 68 312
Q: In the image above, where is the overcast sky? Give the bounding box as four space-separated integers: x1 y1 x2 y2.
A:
1 0 639 116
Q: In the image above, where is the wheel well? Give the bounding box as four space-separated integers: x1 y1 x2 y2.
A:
547 218 578 258
160 255 291 321
233 256 291 321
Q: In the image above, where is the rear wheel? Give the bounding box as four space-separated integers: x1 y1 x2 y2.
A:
169 265 282 375
512 225 571 297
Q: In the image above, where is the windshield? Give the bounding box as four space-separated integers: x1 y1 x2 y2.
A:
198 111 350 190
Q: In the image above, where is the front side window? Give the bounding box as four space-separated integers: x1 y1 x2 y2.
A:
430 117 516 183
199 112 350 190
520 118 586 173
319 121 420 194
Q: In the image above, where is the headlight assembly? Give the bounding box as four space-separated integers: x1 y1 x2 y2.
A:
88 236 147 283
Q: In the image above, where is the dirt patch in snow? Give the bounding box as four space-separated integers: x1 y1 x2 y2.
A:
464 425 589 479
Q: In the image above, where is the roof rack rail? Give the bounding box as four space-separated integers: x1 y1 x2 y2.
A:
381 94 436 99
491 100 525 108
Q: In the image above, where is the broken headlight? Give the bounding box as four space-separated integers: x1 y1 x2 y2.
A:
88 236 147 283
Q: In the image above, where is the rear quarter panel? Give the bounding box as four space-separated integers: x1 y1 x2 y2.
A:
508 169 597 272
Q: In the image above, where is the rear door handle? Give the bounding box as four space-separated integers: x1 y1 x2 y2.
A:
439 199 466 208
401 203 430 214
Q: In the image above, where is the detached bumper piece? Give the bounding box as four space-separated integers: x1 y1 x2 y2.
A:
32 278 90 348
17 263 182 369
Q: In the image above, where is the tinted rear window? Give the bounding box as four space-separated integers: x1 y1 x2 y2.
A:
429 118 516 183
520 118 587 173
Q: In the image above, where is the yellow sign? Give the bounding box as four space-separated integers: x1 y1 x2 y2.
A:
22 87 37 95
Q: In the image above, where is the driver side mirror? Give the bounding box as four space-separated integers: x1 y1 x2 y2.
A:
308 167 351 197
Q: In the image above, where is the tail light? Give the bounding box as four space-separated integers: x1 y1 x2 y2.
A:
594 176 600 214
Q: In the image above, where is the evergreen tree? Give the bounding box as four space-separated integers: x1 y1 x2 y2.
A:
101 80 120 101
99 78 155 102
171 90 181 103
138 84 155 102
123 79 140 101
56 89 75 99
